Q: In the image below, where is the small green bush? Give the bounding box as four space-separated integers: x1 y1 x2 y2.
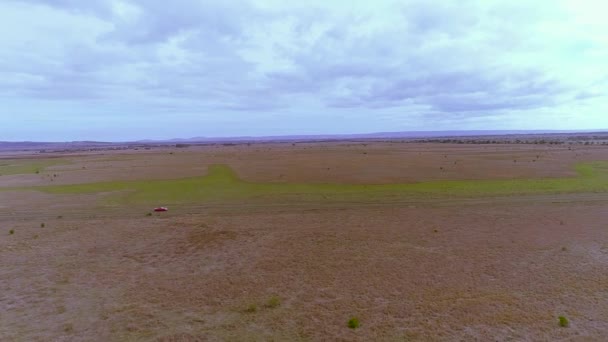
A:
266 296 280 308
9 229 14 235
41 223 45 228
245 304 257 313
348 317 360 329
146 212 152 216
558 316 569 327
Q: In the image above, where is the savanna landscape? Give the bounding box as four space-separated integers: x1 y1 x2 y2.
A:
2 140 608 341
4 0 608 340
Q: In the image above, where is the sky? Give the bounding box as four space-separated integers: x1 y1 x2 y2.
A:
1 0 607 141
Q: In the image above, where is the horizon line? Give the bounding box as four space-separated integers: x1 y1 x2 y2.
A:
2 129 608 144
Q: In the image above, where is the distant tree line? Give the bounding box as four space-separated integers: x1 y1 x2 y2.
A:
410 139 608 145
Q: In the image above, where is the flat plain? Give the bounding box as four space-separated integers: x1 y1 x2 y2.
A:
1 142 608 341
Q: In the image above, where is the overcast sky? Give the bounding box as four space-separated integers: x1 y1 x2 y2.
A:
1 0 607 141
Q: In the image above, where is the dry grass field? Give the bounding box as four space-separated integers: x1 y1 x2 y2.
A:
2 142 608 341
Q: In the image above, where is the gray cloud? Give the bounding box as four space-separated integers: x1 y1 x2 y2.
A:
1 0 608 140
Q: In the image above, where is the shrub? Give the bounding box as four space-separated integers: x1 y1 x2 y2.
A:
41 223 45 228
558 316 569 327
146 212 152 216
348 317 360 329
63 323 74 333
265 296 280 308
9 229 14 235
245 304 257 313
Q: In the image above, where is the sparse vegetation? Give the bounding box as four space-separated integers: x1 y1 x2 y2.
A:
2 143 608 341
9 229 14 235
265 296 280 308
8 161 608 205
348 317 360 329
63 323 74 333
41 223 45 228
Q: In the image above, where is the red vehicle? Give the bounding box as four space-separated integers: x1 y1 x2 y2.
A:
154 207 168 212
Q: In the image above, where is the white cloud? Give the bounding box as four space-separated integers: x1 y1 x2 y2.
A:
1 0 607 140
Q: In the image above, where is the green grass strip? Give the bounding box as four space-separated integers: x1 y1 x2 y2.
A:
2 162 608 204
0 159 69 175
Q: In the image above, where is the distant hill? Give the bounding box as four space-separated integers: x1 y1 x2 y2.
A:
137 130 607 143
2 130 607 152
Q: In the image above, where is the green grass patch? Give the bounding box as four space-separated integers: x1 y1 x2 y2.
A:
2 162 608 204
348 317 360 329
558 316 569 327
0 159 69 175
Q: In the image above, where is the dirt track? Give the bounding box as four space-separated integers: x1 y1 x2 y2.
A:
2 142 608 341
